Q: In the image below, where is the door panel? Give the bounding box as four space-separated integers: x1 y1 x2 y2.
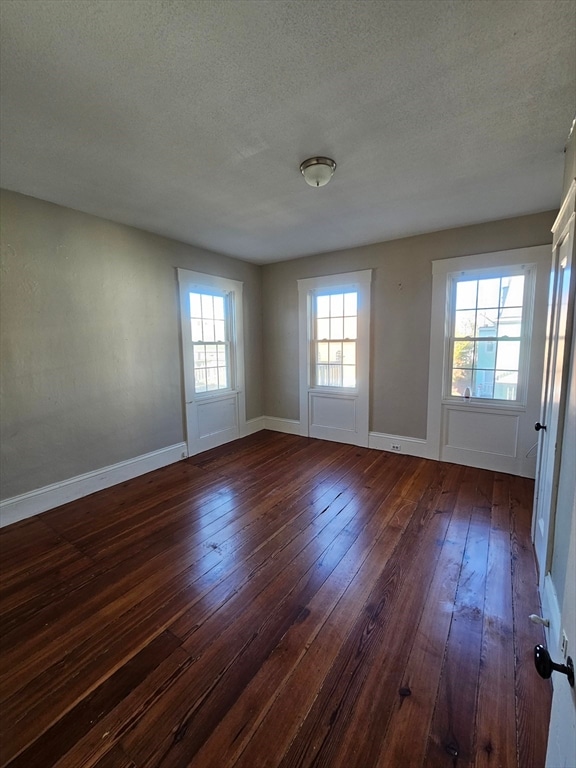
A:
533 215 575 582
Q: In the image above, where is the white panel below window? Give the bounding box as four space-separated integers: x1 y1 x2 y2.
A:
310 393 357 433
444 407 519 455
441 405 522 473
197 395 238 439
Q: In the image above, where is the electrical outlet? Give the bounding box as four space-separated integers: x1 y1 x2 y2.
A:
391 443 401 452
561 630 569 659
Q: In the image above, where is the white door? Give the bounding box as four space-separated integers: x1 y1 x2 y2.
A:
178 269 246 456
298 271 372 447
533 192 575 586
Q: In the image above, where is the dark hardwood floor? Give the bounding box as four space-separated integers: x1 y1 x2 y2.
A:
0 431 552 767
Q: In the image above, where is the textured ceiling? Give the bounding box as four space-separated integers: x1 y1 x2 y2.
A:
0 0 574 264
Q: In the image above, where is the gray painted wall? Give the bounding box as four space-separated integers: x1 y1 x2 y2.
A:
262 212 556 437
0 187 557 502
0 190 262 499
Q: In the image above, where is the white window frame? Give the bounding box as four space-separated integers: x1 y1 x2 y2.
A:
311 288 359 391
298 270 372 440
178 269 245 436
426 245 550 476
189 286 234 395
444 263 536 407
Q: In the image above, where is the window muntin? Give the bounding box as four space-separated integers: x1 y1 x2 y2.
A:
189 291 230 393
449 272 527 401
313 291 357 388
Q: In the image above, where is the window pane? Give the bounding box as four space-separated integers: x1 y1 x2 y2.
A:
344 317 357 339
190 293 202 318
317 342 329 363
476 309 498 335
451 368 472 396
194 347 206 367
496 340 520 371
342 365 356 387
473 369 495 399
497 307 522 338
455 310 476 337
475 340 497 370
502 275 524 307
503 275 524 306
201 294 213 319
194 369 207 392
330 317 344 340
494 371 518 400
331 293 344 317
456 280 477 310
218 366 228 389
313 289 359 390
344 292 357 315
191 319 203 342
206 367 218 390
477 278 500 309
316 364 329 386
316 295 330 318
317 318 330 340
214 319 225 342
453 340 474 369
213 295 225 320
342 341 355 365
449 270 526 402
203 320 215 342
329 342 342 363
328 365 342 386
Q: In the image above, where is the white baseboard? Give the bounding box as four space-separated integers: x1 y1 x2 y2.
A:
263 416 302 435
0 442 188 528
242 416 266 437
369 431 431 459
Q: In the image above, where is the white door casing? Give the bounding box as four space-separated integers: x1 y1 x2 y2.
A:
533 182 576 587
427 246 551 477
178 269 246 456
298 270 372 447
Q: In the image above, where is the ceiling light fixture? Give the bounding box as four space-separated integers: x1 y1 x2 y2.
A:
300 157 336 187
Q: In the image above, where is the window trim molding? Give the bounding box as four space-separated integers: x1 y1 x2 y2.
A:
177 268 245 420
426 245 549 462
298 270 372 438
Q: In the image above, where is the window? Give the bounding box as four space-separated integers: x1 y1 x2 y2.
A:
447 268 533 402
189 291 230 393
313 291 358 388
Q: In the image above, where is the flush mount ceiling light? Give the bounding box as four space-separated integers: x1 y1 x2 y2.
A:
300 157 336 187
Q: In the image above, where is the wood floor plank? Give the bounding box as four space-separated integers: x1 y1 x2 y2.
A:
230 494 419 768
474 474 517 768
423 501 491 767
373 468 473 768
119 470 392 766
509 474 552 768
4 631 182 768
272 464 455 768
0 434 551 768
186 494 417 768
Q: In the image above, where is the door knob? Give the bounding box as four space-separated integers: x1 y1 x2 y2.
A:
534 422 547 431
534 645 575 687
